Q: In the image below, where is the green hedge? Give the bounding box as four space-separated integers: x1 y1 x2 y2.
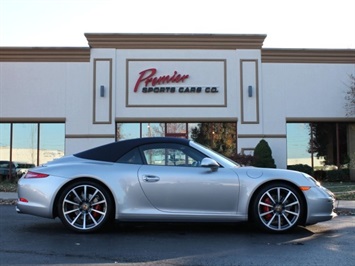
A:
314 169 350 182
287 164 350 182
287 164 313 176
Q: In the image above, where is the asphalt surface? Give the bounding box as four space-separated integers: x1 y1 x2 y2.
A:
1 204 354 266
1 191 354 266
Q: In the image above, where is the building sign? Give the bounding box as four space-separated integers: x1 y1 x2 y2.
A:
126 59 226 107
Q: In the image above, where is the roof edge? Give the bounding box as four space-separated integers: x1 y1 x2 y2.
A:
262 48 355 64
0 47 90 62
84 33 267 49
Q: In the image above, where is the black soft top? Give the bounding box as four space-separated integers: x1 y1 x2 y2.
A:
74 137 190 162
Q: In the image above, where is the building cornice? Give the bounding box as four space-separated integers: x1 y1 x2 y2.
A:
262 48 355 64
85 33 267 49
1 40 354 65
0 47 90 62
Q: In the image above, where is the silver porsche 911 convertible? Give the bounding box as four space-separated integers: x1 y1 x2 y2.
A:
17 137 336 233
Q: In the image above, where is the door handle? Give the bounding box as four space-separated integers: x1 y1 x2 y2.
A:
143 175 160 182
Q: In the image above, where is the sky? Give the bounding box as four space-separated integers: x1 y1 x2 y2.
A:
287 123 310 158
0 0 355 49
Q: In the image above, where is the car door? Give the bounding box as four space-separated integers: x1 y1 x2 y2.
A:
137 143 240 214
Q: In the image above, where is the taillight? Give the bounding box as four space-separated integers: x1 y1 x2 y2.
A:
24 171 49 178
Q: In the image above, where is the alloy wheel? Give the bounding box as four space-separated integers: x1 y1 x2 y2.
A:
61 184 108 231
256 186 302 231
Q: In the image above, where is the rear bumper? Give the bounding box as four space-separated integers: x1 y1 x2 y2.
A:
16 175 68 218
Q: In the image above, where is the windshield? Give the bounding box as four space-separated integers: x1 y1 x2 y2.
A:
190 141 240 168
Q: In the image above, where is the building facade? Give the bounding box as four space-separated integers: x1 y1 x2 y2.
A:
0 34 354 177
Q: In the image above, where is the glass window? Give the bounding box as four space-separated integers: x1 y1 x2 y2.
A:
117 148 143 164
189 122 237 158
309 122 348 168
0 123 11 161
0 160 16 180
188 123 199 139
166 123 186 134
287 122 353 174
143 147 166 165
142 123 165 137
287 123 314 167
0 122 65 169
117 123 140 140
12 123 38 166
141 143 205 167
39 123 65 165
115 122 237 159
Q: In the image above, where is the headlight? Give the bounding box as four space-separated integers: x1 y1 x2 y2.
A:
302 173 321 187
322 186 335 198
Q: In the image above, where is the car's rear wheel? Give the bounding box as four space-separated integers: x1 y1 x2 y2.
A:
252 183 304 232
57 181 113 233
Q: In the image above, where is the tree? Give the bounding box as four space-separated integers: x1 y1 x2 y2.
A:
190 122 236 158
308 123 331 162
308 122 348 167
345 74 355 117
231 153 254 166
252 139 276 168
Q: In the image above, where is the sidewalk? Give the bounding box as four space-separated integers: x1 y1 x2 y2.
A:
334 200 355 212
1 192 354 212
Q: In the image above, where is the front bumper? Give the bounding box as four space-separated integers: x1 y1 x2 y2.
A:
305 185 337 225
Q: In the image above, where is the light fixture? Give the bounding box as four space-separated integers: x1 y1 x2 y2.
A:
100 85 105 97
248 86 253 97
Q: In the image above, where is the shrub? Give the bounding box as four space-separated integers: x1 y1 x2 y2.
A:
287 164 313 175
325 169 350 182
314 170 326 180
314 169 350 182
252 139 276 168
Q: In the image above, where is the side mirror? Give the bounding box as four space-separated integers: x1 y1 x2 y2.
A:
201 158 219 172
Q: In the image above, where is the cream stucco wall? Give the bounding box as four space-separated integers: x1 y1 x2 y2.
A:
1 34 354 168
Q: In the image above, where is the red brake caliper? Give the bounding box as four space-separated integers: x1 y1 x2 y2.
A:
263 197 273 220
92 204 102 219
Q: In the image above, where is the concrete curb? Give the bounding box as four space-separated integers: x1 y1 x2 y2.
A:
334 200 355 212
0 192 17 200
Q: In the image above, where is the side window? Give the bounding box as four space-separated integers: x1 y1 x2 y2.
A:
116 148 143 164
140 143 205 167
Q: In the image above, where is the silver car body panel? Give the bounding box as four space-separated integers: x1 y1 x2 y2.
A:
138 165 239 213
17 139 336 226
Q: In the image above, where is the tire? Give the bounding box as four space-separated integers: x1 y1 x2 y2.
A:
57 180 113 233
252 183 304 233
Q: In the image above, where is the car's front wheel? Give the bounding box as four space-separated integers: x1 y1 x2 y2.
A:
252 183 304 232
57 181 113 233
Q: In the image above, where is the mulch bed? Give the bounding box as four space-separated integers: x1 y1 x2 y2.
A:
0 199 17 205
